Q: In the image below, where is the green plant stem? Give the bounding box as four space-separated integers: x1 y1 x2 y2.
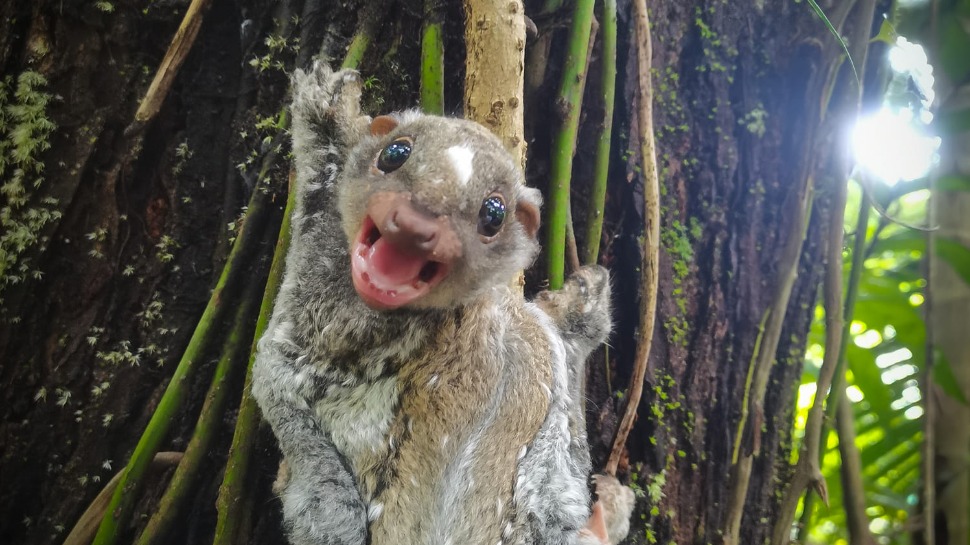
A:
795 491 815 544
420 0 444 114
565 203 581 274
342 33 370 70
776 171 849 538
835 395 874 545
582 0 616 265
733 310 769 464
826 185 871 420
545 0 596 289
805 185 874 545
135 274 264 545
212 172 297 545
340 1 384 70
92 185 271 545
799 186 870 544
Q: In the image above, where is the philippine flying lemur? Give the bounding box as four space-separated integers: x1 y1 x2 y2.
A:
251 62 634 545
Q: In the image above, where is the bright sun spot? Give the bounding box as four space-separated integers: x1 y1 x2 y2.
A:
854 329 882 349
853 109 939 184
876 347 913 369
797 383 817 410
852 37 940 186
846 385 865 403
905 405 924 420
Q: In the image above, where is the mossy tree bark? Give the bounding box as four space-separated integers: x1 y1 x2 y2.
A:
0 1 875 544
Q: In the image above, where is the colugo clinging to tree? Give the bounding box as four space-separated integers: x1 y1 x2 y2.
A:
251 62 634 545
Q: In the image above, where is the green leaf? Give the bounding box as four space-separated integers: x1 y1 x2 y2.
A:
868 490 911 511
870 436 921 478
891 463 921 494
871 18 898 45
846 344 893 415
873 231 970 287
859 418 920 468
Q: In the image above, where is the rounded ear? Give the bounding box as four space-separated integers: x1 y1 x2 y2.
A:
515 186 542 239
370 115 399 136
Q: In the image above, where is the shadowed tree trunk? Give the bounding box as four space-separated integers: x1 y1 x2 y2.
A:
929 17 970 545
0 1 875 544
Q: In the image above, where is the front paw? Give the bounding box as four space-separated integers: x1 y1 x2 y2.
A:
279 471 367 545
590 474 635 545
290 61 367 140
535 265 612 346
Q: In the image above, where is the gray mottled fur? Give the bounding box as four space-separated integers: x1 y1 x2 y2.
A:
251 62 631 545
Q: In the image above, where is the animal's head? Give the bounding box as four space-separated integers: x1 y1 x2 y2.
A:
336 112 541 310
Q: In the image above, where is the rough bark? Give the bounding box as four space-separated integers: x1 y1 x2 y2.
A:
463 0 527 165
0 1 874 544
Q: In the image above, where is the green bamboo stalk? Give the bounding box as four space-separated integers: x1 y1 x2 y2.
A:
420 0 444 114
211 172 296 545
582 0 616 265
340 1 384 70
135 275 263 545
92 184 272 545
545 0 596 289
342 33 370 70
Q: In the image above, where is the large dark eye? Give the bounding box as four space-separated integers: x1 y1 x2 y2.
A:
377 138 412 173
478 195 506 238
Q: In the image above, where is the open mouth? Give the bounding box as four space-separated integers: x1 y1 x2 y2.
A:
350 216 449 309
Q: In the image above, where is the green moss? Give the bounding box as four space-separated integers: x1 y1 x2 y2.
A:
646 470 667 504
661 218 700 347
740 106 768 137
641 471 668 545
694 12 720 45
0 71 58 307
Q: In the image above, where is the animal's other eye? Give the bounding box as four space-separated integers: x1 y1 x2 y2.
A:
377 138 413 172
478 195 506 238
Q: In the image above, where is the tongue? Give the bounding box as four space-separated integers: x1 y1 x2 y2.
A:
362 238 427 288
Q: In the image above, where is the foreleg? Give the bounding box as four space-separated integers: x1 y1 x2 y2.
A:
533 267 634 545
251 320 367 545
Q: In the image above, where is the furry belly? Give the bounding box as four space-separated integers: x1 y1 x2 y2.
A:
314 375 399 485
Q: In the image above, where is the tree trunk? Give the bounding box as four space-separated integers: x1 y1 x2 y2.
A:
930 43 970 545
0 1 871 544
